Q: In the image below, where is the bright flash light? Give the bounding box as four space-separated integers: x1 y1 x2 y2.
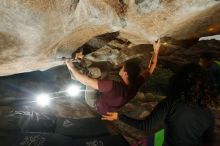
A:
67 85 80 97
36 94 50 106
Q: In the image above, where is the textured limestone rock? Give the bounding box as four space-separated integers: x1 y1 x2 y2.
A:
84 44 148 66
0 0 220 76
159 40 220 70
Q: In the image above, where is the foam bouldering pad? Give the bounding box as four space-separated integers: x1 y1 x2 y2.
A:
71 135 130 146
0 110 56 133
4 132 73 146
55 117 109 138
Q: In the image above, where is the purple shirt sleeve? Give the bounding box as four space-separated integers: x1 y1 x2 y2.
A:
98 80 114 92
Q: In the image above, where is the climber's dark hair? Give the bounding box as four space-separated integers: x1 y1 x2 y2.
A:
168 63 218 108
123 59 141 84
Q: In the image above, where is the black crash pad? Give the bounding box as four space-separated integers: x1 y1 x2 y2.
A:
4 133 129 146
55 117 109 138
0 110 56 133
71 135 130 146
4 132 73 146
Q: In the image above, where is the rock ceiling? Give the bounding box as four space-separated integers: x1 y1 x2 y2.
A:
0 0 220 76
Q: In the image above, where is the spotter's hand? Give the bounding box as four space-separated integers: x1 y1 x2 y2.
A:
101 112 119 121
75 52 84 60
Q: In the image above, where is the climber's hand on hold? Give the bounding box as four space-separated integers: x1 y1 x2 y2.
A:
75 52 84 60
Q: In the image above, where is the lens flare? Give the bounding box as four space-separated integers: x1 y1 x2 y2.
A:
36 94 50 106
67 85 80 97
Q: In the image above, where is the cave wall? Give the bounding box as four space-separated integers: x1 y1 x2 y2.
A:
0 0 220 76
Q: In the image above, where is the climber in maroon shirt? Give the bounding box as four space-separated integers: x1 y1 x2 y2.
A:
64 40 161 115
